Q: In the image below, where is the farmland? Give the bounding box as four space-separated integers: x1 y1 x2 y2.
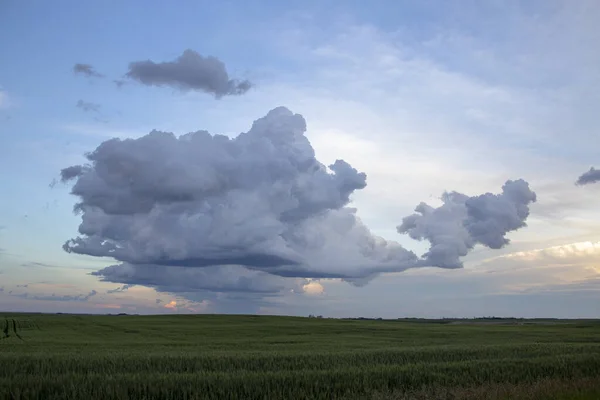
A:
1 313 600 399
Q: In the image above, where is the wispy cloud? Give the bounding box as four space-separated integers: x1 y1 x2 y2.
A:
76 100 101 113
12 289 98 302
73 63 104 78
107 284 134 294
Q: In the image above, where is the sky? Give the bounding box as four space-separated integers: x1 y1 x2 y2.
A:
0 0 599 318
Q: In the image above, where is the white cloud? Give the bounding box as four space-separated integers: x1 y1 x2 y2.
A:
303 281 325 296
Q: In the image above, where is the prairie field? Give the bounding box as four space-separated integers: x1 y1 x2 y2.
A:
1 313 600 399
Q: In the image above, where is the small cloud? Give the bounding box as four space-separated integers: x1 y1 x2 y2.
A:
21 261 61 269
73 63 104 78
76 100 101 113
125 49 252 98
155 299 163 304
576 167 600 186
164 300 177 309
107 284 134 294
94 303 122 310
303 281 325 296
113 79 127 88
11 289 98 302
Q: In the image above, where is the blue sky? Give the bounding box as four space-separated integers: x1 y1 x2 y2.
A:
1 0 599 317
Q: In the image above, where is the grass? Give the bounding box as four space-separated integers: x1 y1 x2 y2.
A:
1 313 600 399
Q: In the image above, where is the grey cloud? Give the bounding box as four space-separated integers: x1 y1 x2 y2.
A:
21 261 61 268
94 264 304 295
399 179 536 269
576 167 600 185
155 299 162 304
60 165 87 183
125 49 252 98
13 289 97 302
61 107 535 289
76 100 101 113
73 63 104 78
113 79 127 88
106 284 134 294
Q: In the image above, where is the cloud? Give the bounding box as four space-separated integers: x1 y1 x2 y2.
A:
303 281 324 295
21 262 61 269
13 289 97 302
155 298 162 304
106 284 134 294
398 179 537 269
94 264 304 294
76 100 101 113
61 107 535 290
73 63 104 78
125 49 252 98
164 300 177 309
576 167 600 185
479 241 600 275
113 79 127 88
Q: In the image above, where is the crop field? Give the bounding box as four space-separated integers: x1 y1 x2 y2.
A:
1 313 600 399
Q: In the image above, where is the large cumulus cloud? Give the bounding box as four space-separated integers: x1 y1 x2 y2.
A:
60 107 536 293
125 49 252 98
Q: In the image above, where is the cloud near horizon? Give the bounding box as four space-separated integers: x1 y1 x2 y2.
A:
12 289 97 302
125 49 252 98
59 107 536 295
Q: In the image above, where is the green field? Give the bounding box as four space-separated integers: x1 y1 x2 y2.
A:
1 313 600 399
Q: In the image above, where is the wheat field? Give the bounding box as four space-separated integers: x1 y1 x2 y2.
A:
1 313 600 399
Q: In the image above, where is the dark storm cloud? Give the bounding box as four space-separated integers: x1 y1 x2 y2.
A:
60 107 536 291
76 100 101 113
576 167 600 185
125 49 252 98
73 63 104 78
